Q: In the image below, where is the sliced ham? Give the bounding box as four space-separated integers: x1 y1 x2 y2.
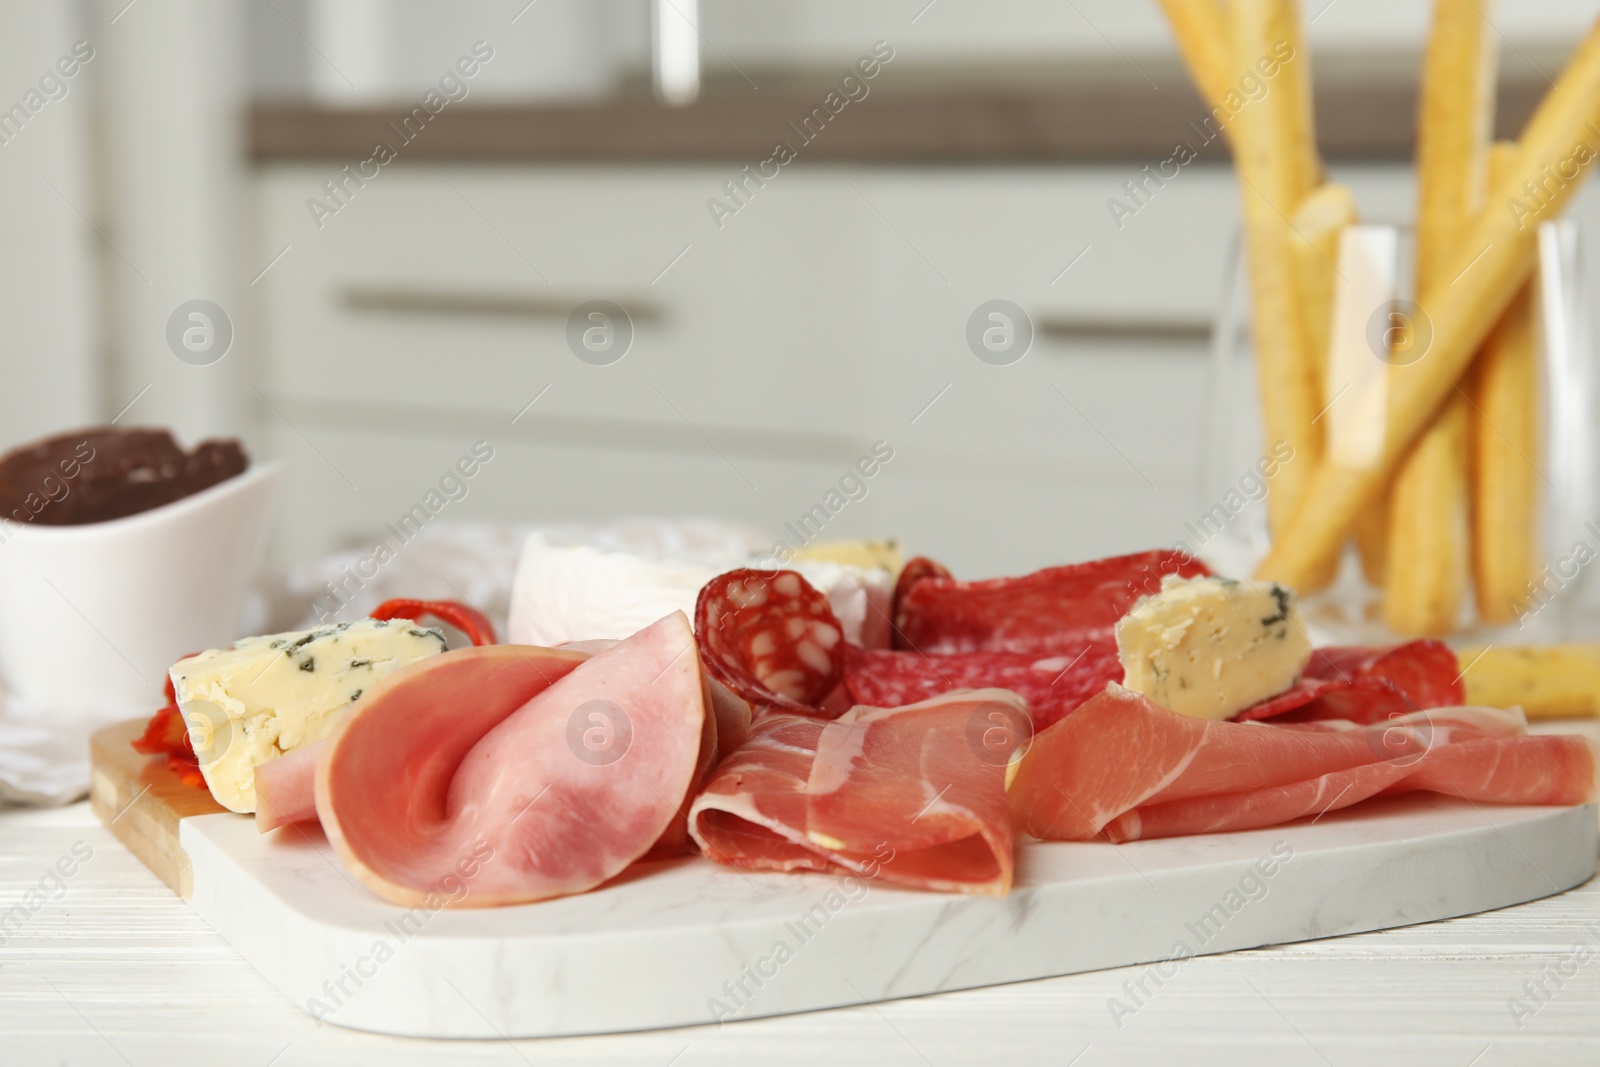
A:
254 741 322 833
690 689 1027 895
1235 641 1464 724
316 613 708 907
1011 684 1597 843
252 651 593 836
893 549 1209 655
257 633 748 860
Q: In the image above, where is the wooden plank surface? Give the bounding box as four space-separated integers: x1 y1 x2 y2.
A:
87 719 225 900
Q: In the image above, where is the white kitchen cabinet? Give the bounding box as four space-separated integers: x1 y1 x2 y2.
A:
253 161 1600 577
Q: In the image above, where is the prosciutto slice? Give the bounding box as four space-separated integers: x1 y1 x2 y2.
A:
1235 641 1464 724
689 689 1028 895
1012 684 1597 843
316 612 708 907
893 549 1209 655
1105 733 1600 842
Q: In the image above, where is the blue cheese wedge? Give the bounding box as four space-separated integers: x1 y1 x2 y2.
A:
1115 575 1312 721
170 618 447 813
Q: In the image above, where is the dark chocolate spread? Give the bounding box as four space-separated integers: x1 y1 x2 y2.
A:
0 427 248 525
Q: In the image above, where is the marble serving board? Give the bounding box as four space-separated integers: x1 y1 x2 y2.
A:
93 722 1597 1039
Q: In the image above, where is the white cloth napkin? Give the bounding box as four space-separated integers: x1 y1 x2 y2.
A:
0 704 100 806
0 517 765 808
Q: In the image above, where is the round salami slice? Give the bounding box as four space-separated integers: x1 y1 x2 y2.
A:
891 556 953 649
695 569 846 714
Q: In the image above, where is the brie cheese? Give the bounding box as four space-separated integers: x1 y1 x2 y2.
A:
508 532 894 649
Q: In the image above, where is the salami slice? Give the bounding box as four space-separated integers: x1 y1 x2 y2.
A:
1234 641 1464 725
694 569 846 714
844 642 1122 731
890 556 952 646
895 548 1210 655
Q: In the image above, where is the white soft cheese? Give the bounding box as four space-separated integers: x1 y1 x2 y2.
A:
1115 574 1312 721
507 533 894 648
170 618 447 813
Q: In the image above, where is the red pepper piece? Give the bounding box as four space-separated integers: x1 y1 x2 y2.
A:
132 657 209 788
368 598 498 647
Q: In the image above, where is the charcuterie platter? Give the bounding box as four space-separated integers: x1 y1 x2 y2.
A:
88 540 1599 1039
89 717 1596 1038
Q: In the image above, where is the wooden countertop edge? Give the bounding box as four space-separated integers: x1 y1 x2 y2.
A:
250 79 1545 164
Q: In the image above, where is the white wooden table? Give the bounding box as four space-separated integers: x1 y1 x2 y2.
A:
4 734 1599 1066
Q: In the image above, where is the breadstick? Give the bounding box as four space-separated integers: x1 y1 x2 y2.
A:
1229 0 1323 541
1353 501 1390 585
1382 0 1497 636
1288 184 1360 589
1289 183 1359 401
1272 0 1323 198
1383 406 1470 634
1470 142 1542 624
1255 15 1600 590
1156 0 1235 120
1458 645 1600 720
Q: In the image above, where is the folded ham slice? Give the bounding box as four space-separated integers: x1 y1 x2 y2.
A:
689 689 1028 895
316 613 708 907
255 741 322 833
1012 684 1597 843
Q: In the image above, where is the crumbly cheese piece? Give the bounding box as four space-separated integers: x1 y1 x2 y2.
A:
170 618 446 813
1115 575 1312 721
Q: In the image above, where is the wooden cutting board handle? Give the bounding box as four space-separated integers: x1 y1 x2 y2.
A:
89 719 227 899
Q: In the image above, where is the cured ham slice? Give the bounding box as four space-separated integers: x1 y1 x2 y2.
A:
1235 641 1465 724
694 568 847 714
689 713 834 875
689 689 1028 895
1011 684 1596 843
1105 733 1599 842
316 613 708 907
893 549 1209 655
843 643 1121 732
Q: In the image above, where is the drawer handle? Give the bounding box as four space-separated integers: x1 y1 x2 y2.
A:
1035 313 1211 344
342 287 664 322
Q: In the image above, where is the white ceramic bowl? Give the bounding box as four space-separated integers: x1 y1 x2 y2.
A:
0 462 280 716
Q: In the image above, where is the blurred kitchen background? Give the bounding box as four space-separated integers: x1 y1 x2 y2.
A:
4 0 1600 578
